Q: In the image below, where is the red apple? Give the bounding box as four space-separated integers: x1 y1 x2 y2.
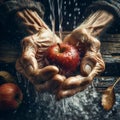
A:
45 43 80 76
0 83 23 111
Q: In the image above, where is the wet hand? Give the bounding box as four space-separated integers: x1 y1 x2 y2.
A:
56 28 105 99
16 28 66 93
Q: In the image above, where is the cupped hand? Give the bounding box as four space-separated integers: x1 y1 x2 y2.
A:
56 28 105 100
16 28 66 93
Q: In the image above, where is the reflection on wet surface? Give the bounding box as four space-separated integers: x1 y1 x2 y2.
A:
0 74 120 120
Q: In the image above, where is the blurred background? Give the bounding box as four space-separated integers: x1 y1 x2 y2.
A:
40 0 120 34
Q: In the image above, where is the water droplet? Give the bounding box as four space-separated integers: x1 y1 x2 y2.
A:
75 2 78 7
64 11 67 15
73 26 76 29
67 21 69 25
78 11 81 15
64 1 66 4
69 13 72 17
69 1 71 5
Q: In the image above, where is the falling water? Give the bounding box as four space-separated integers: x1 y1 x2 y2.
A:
48 0 63 40
57 0 63 40
48 0 55 34
48 0 56 43
12 1 120 120
15 72 120 120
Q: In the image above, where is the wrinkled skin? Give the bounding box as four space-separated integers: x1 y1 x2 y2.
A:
16 27 105 100
15 9 106 100
15 9 66 93
16 28 66 93
56 28 105 99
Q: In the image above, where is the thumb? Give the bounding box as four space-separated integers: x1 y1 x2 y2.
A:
80 52 97 76
33 65 59 84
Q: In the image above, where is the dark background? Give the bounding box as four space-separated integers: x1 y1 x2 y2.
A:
40 0 120 34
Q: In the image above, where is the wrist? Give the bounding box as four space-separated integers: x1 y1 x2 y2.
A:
76 10 114 37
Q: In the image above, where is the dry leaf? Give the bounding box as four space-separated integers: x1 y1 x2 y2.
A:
0 71 15 84
101 85 115 111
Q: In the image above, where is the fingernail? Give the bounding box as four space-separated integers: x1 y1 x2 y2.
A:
85 64 92 74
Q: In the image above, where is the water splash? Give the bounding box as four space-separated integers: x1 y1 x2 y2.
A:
13 74 120 120
57 0 63 40
48 0 56 43
48 0 63 40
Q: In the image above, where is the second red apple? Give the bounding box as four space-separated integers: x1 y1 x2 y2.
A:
0 83 23 111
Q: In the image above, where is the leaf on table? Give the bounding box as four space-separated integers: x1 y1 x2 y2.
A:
101 85 115 111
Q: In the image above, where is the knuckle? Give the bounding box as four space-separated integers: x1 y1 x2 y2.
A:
94 38 101 47
57 91 65 99
72 28 88 41
91 38 101 50
22 36 36 46
21 54 30 63
22 37 31 46
64 77 75 87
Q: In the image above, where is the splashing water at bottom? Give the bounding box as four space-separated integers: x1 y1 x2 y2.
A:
30 88 100 120
15 73 120 120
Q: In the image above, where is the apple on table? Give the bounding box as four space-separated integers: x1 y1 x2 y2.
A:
0 83 23 111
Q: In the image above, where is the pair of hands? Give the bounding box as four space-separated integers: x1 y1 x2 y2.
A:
16 26 105 100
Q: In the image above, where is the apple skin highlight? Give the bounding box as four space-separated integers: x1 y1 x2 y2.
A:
45 43 80 76
0 83 23 111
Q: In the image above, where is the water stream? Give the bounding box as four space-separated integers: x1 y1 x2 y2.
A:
13 1 120 120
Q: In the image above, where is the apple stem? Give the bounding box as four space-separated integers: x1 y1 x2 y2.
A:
57 43 61 49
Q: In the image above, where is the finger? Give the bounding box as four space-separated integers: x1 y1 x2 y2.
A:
81 50 105 77
25 9 50 30
89 36 101 53
24 9 36 24
52 74 66 93
60 76 90 90
27 10 45 28
88 52 105 78
56 75 91 100
16 11 30 24
33 65 59 84
80 36 102 76
22 22 40 34
80 52 97 76
33 11 50 30
56 85 88 100
35 74 66 93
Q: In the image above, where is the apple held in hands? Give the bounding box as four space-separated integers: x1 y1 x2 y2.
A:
0 83 23 111
45 43 80 76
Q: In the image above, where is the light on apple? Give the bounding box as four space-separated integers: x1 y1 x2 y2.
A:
45 43 80 76
0 83 23 111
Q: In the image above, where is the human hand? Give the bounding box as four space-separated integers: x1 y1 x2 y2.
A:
14 8 66 93
56 28 105 100
56 10 114 99
16 27 66 93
